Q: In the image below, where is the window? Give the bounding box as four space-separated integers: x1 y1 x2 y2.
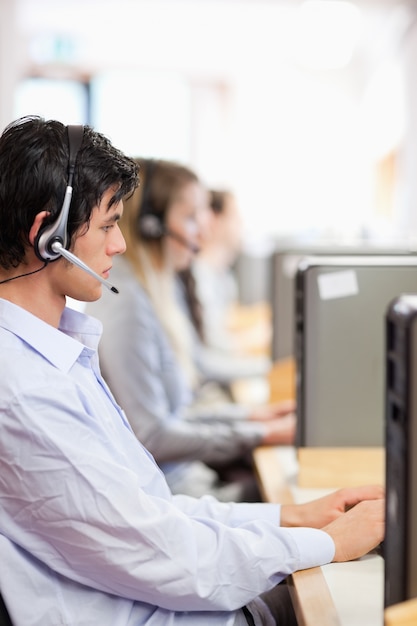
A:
90 69 191 162
14 77 89 124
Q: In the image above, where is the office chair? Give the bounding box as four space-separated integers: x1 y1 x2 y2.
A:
0 593 12 626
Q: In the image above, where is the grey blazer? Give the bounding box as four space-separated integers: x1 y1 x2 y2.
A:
86 257 264 492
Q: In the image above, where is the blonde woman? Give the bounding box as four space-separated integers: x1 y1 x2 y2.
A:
87 158 296 501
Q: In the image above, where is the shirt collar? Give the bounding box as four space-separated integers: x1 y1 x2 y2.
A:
0 298 103 373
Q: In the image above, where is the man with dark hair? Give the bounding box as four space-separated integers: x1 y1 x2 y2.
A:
0 116 384 625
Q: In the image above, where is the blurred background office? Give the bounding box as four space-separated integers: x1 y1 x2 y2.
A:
2 0 417 305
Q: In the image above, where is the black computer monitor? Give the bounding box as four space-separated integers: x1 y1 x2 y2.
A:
384 294 417 607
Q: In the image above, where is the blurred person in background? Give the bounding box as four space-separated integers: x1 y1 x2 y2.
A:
193 189 271 361
180 189 273 400
87 158 296 502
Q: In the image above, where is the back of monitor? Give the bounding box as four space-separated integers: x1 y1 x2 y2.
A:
295 255 417 447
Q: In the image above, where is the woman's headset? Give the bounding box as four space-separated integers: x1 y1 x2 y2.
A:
136 158 200 254
137 159 165 240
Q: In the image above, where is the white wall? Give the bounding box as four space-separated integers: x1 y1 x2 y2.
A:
398 15 417 240
0 0 21 131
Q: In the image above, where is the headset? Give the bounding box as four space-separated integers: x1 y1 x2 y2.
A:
34 124 118 293
35 124 84 262
137 159 165 240
137 159 200 254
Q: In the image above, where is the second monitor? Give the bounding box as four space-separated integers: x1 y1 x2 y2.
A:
295 255 417 447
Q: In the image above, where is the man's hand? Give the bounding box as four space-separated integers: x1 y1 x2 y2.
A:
323 498 385 562
280 485 384 528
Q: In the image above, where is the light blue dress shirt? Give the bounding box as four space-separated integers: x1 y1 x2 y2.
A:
0 298 334 625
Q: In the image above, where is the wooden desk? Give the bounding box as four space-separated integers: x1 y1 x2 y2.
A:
384 598 417 625
226 301 272 357
253 445 384 626
253 358 384 626
230 354 296 407
253 445 340 626
268 357 296 404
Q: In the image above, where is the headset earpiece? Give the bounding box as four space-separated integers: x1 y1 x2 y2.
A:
34 125 84 262
139 214 165 239
136 158 200 254
137 159 164 240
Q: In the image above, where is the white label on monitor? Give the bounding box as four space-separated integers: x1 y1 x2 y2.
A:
317 270 359 300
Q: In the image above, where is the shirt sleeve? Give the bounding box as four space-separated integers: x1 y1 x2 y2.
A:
173 494 335 569
195 343 272 384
